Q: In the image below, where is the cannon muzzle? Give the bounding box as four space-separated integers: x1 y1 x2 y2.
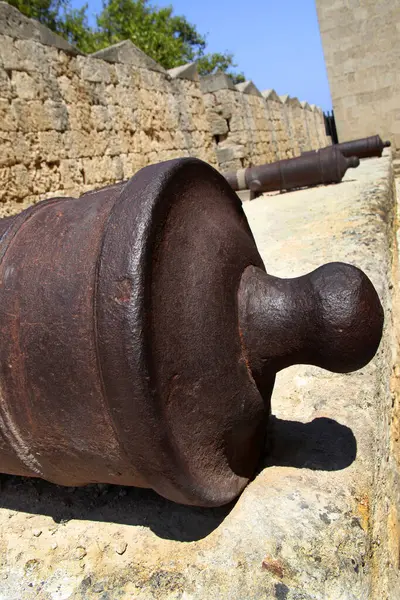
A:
0 158 383 506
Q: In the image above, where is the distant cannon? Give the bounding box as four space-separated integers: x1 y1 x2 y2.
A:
0 158 383 506
223 146 359 194
303 135 391 160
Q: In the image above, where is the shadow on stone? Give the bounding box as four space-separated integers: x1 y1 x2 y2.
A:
0 475 234 542
262 416 357 471
0 416 356 542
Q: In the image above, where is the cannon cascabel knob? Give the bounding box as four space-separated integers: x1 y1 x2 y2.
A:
0 158 384 507
238 264 383 396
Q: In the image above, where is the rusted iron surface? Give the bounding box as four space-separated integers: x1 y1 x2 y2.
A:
0 158 384 506
303 135 391 160
224 146 359 193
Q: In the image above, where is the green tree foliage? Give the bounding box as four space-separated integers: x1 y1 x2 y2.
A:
6 0 245 81
196 52 245 84
95 0 206 68
6 0 97 49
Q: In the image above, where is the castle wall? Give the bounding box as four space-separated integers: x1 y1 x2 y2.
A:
201 74 329 172
316 0 400 152
0 2 329 214
0 3 215 216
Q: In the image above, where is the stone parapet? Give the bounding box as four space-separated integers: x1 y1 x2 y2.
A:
0 2 328 211
0 3 216 214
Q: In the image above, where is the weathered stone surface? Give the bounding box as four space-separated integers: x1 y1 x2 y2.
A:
0 1 82 55
91 40 166 74
168 62 198 80
316 0 400 152
216 144 246 163
199 72 235 93
208 110 229 136
0 4 329 208
262 89 281 102
0 9 216 212
235 80 262 96
0 154 396 600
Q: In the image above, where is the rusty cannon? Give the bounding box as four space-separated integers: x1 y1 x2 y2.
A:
223 146 359 194
0 158 383 507
302 135 391 160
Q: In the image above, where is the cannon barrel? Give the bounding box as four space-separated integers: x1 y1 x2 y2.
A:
0 158 383 506
302 135 391 160
223 146 359 194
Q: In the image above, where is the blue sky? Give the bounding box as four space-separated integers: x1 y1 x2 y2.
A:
70 0 332 111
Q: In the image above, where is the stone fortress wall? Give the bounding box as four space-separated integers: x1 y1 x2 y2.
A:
0 2 330 217
315 0 400 154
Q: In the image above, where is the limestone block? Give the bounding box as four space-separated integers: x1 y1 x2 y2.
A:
101 83 119 106
235 81 262 97
202 93 217 110
0 1 82 55
168 63 198 81
77 56 113 84
171 130 187 150
14 38 59 73
0 35 47 74
37 131 65 162
67 103 92 133
90 105 113 132
58 159 85 190
112 85 138 111
0 163 32 201
63 130 106 159
261 89 281 103
0 35 22 71
229 113 245 132
216 144 246 163
91 40 166 75
106 104 136 134
0 99 17 132
200 72 235 94
0 196 32 217
141 69 169 92
218 158 241 172
114 63 141 89
12 99 69 132
29 161 61 194
0 68 12 98
11 71 46 101
189 130 209 150
57 75 92 105
85 155 123 185
120 152 147 178
0 139 15 168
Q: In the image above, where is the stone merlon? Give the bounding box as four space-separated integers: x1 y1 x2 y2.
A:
0 1 83 55
90 40 167 74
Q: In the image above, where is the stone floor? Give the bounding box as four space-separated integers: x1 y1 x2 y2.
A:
0 154 398 600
